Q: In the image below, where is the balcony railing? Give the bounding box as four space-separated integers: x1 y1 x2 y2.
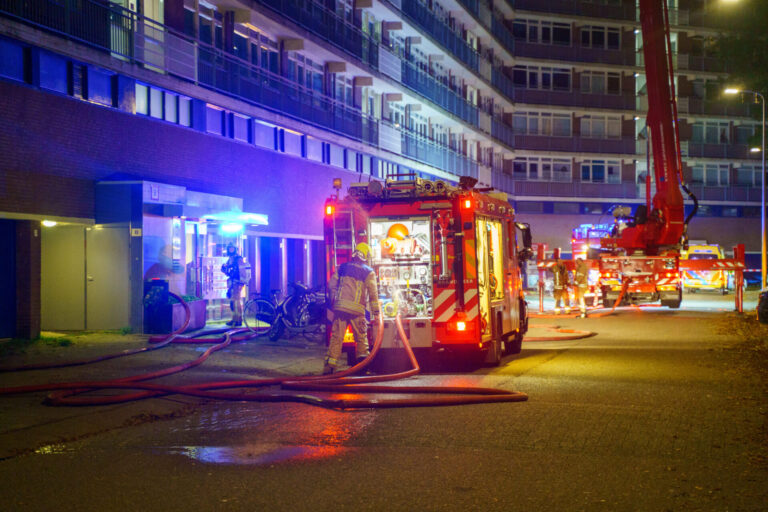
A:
401 57 479 126
514 135 636 154
687 185 761 203
515 41 637 66
507 0 637 21
402 129 478 178
400 0 478 72
514 88 635 110
254 0 378 70
686 143 758 160
0 0 378 145
492 173 639 199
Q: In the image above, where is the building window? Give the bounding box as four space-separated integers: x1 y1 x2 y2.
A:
512 19 571 45
512 157 572 182
581 26 620 49
691 120 729 144
554 202 580 214
579 70 620 94
735 124 757 145
516 201 545 213
206 105 225 135
513 112 572 136
513 65 571 90
581 160 621 183
735 165 761 186
580 115 621 138
691 163 729 186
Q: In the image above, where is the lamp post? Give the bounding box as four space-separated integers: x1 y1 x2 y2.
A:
725 88 766 288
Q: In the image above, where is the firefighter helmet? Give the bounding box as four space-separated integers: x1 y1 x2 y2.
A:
352 242 370 261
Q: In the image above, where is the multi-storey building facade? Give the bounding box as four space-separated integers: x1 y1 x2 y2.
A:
0 0 759 337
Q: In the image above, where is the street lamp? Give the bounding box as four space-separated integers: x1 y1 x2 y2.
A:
725 87 766 288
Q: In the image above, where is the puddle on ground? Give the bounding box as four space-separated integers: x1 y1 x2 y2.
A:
34 443 76 455
166 443 350 465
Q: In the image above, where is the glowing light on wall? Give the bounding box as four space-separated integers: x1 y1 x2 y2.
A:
221 223 244 233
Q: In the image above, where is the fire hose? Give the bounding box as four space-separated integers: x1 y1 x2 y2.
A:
524 281 630 341
0 294 528 410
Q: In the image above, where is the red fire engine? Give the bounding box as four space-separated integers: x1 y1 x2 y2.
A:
323 174 533 366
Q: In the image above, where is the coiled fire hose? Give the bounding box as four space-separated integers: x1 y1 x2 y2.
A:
0 294 528 409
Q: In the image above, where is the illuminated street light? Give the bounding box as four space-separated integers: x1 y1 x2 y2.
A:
725 87 766 288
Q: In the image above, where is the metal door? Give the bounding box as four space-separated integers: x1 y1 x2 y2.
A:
86 226 131 330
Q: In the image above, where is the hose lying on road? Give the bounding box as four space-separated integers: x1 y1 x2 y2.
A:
0 296 527 410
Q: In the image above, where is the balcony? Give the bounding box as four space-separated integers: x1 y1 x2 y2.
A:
683 97 753 117
686 143 758 160
254 0 378 70
400 0 478 72
508 0 636 21
687 185 761 203
491 67 515 101
401 58 479 126
515 41 636 66
514 135 636 154
492 173 639 199
384 123 478 178
515 88 635 110
0 0 379 145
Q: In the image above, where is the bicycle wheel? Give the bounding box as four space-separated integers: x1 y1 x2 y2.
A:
244 299 276 332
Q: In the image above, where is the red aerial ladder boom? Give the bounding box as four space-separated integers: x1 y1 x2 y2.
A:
607 0 689 256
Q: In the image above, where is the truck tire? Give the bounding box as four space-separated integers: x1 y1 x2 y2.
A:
661 288 682 309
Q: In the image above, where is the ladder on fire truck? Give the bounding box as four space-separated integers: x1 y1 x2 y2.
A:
330 206 356 270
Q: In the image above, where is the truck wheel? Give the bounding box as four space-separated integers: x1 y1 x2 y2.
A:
504 330 523 355
661 288 682 309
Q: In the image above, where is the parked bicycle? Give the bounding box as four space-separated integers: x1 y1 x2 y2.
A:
243 283 326 341
243 289 281 333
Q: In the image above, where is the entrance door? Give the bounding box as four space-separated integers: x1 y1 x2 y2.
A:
41 225 86 330
86 226 131 330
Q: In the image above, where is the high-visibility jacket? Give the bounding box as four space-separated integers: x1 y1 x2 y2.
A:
329 260 380 316
574 261 589 289
551 262 570 290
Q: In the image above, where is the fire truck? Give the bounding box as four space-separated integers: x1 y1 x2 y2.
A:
323 174 533 366
541 0 696 309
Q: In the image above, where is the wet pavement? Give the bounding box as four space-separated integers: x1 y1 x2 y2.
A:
0 292 766 511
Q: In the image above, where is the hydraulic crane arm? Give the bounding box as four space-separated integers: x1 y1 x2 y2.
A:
616 0 688 254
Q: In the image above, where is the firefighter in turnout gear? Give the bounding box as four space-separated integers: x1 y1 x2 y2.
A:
574 258 590 318
550 256 571 315
221 243 247 327
324 242 380 375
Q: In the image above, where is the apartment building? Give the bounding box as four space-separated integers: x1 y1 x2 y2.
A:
0 0 759 336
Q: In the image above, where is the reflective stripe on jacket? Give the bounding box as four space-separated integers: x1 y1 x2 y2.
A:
574 262 589 289
329 261 380 316
551 262 570 290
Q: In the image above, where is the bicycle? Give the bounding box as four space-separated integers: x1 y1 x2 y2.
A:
243 289 281 333
266 282 326 342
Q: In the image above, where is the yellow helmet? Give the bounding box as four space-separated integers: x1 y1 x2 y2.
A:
353 242 371 260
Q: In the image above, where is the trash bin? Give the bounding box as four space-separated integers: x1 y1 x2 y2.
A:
758 289 768 324
144 279 170 333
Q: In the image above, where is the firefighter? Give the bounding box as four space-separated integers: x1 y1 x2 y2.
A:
550 256 571 315
324 242 380 375
574 257 590 318
221 243 246 327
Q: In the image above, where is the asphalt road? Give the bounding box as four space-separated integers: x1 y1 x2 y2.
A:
0 292 766 511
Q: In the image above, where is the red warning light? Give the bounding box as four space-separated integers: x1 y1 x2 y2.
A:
456 321 467 331
325 204 334 216
462 198 472 209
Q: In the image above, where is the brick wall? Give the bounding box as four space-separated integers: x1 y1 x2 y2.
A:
0 81 359 237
